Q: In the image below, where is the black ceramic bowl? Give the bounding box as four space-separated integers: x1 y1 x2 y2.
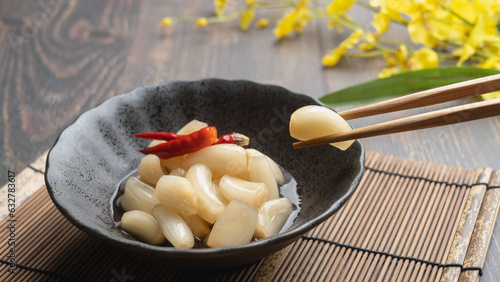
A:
45 79 364 270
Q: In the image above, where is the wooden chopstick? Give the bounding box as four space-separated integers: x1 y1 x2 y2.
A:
339 74 500 120
293 74 500 149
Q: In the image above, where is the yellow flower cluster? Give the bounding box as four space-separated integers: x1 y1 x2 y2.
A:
378 45 438 78
370 0 500 74
240 0 256 31
160 0 500 78
273 0 310 38
214 0 227 17
323 29 364 67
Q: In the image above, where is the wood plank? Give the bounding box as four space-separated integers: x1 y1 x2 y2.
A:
0 0 141 185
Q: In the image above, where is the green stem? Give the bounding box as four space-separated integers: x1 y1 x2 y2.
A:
209 12 239 23
344 50 385 57
377 38 410 46
255 1 296 9
172 11 238 24
310 0 330 5
312 8 361 32
368 40 397 53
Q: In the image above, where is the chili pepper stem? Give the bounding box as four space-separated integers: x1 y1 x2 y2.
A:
213 133 250 146
233 133 250 146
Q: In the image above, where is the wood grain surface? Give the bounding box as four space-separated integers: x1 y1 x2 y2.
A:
1 0 499 280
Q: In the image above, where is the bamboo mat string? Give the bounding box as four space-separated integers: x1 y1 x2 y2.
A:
299 237 483 276
0 258 78 281
364 165 489 188
26 165 44 174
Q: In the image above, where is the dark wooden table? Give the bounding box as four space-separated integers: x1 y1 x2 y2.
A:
1 0 499 280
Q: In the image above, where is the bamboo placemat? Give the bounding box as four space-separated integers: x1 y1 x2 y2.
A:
1 151 499 281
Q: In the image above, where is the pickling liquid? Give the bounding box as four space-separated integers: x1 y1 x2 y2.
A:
111 166 301 248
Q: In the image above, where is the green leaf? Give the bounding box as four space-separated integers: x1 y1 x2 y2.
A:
319 67 500 107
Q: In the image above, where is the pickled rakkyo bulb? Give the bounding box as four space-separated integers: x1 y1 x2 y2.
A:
153 204 195 249
254 198 293 239
247 154 279 200
137 154 166 186
219 175 268 209
121 210 165 245
206 198 258 248
185 164 225 224
181 213 211 239
176 119 208 135
120 177 160 215
246 149 284 186
155 175 198 216
289 105 354 151
184 144 247 178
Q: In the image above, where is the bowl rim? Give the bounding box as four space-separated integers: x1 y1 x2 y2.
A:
45 78 365 258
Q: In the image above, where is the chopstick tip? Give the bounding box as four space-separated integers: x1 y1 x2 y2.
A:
293 142 302 149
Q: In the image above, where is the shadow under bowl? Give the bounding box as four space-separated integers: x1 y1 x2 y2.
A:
45 79 364 270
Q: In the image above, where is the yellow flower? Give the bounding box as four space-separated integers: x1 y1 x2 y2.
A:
480 92 500 100
326 0 356 17
371 0 466 48
451 47 463 57
359 42 374 51
240 5 255 31
480 56 500 69
322 29 363 67
446 0 500 65
196 18 208 27
379 44 409 77
371 0 411 23
159 17 173 27
384 45 408 67
257 18 269 29
359 32 378 53
405 1 443 47
372 12 391 34
274 12 295 38
378 67 399 78
457 13 499 66
366 33 377 43
379 45 439 77
327 20 344 32
449 0 498 24
369 0 412 40
326 0 356 28
408 47 438 70
322 53 343 66
214 0 227 17
273 0 310 38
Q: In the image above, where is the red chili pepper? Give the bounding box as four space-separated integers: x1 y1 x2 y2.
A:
138 127 218 159
213 133 249 146
134 132 178 141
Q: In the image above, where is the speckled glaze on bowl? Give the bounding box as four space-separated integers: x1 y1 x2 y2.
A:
45 79 364 270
